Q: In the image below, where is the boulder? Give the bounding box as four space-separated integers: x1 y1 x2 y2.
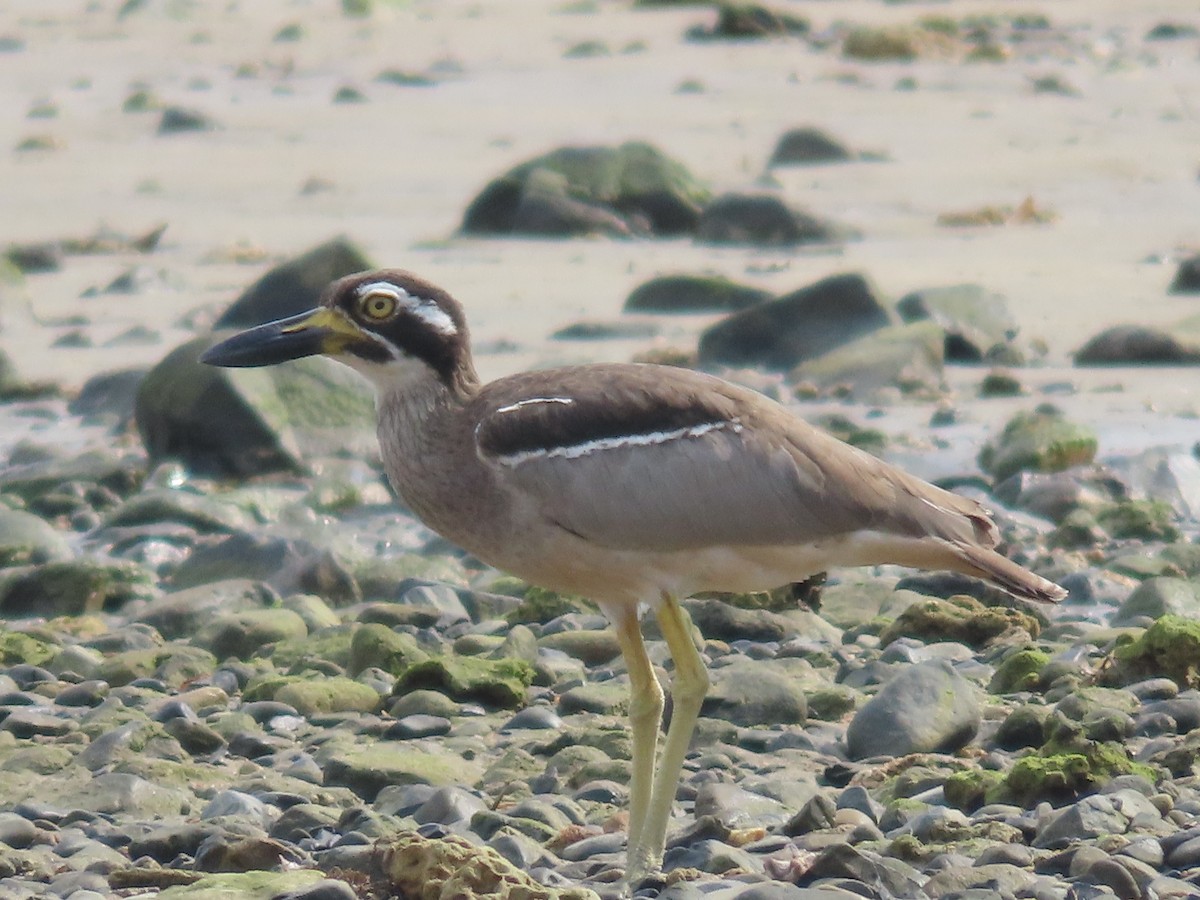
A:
895 283 1020 363
978 406 1098 482
1169 253 1200 294
695 193 839 246
767 126 853 166
135 334 376 477
461 142 709 237
791 320 944 398
623 274 772 314
1074 323 1200 365
698 273 891 370
214 237 373 329
846 660 981 760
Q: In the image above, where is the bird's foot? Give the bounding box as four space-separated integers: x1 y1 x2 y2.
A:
623 848 666 896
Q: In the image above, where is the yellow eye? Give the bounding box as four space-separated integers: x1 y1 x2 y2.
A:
361 291 397 320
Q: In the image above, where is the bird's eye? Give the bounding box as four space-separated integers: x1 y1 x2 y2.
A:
360 291 398 320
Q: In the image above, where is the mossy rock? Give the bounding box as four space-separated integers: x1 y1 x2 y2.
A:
394 656 533 709
348 623 430 676
324 744 483 801
1096 500 1180 542
504 587 596 625
623 274 771 314
97 645 218 688
995 742 1150 807
1110 615 1200 688
156 869 326 899
242 672 300 703
271 623 357 671
806 685 860 720
988 647 1050 694
0 630 57 667
275 676 382 715
944 767 1006 812
879 594 1039 648
978 407 1098 482
0 558 157 617
0 508 71 568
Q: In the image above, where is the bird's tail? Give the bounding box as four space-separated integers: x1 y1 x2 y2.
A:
951 542 1066 604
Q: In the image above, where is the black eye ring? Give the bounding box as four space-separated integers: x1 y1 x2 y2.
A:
361 291 398 320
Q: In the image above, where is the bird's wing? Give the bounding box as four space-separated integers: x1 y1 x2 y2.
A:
472 365 990 553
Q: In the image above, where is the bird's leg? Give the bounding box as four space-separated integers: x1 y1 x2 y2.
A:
626 593 710 884
612 604 664 857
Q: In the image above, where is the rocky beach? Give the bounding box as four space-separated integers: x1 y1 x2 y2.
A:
1 1 1200 899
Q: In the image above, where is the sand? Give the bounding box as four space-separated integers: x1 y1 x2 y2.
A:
1 0 1199 433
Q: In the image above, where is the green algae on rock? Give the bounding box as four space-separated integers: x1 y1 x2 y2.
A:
1110 615 1200 688
324 744 483 800
1096 499 1181 542
879 594 1040 648
275 676 381 715
347 623 429 676
394 656 533 709
978 406 1098 482
988 647 1051 693
0 558 157 617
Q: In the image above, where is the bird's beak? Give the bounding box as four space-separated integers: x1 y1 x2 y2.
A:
201 307 366 368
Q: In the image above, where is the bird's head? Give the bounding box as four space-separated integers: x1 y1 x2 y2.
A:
201 269 475 393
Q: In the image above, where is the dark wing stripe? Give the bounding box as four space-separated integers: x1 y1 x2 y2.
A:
475 372 738 460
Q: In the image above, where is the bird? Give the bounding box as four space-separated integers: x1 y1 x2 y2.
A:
201 269 1066 885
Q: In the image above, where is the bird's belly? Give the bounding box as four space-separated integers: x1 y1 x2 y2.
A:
492 534 847 607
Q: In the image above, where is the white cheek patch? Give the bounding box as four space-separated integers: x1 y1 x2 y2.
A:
357 281 458 336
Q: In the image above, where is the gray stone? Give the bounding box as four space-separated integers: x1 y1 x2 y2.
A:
696 193 839 247
1033 794 1133 849
1075 323 1200 365
1112 577 1200 626
0 508 71 567
791 320 944 399
194 608 309 660
462 142 709 237
923 863 1037 897
698 273 890 371
68 368 148 426
846 660 981 760
214 238 372 330
0 558 156 617
768 126 854 167
702 659 807 726
136 334 377 477
623 275 772 314
136 579 278 639
896 283 1020 363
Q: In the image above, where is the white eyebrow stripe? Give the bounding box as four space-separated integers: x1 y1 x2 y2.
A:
494 397 576 415
357 281 458 336
493 418 742 467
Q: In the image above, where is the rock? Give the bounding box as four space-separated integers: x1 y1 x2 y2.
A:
537 629 621 665
791 320 944 399
1074 323 1200 365
1033 793 1136 849
195 608 309 660
137 579 278 639
324 746 482 801
154 871 326 899
923 863 1036 897
274 676 380 715
1109 446 1200 522
702 659 807 726
688 4 809 40
5 242 61 273
767 126 853 167
623 274 771 314
1111 615 1200 689
157 106 217 134
1169 253 1200 293
1112 578 1200 626
0 508 71 567
879 595 1040 648
0 448 145 504
461 142 709 237
802 843 924 897
214 238 372 329
136 334 376 477
102 488 252 534
846 660 981 760
895 284 1021 362
978 406 1098 482
698 273 891 371
695 193 839 246
348 624 430 675
551 319 661 341
68 368 147 426
393 656 533 709
0 558 156 616
377 830 593 900
171 533 360 606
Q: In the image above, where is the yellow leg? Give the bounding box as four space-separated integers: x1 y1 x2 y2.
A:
626 594 710 884
612 606 663 856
